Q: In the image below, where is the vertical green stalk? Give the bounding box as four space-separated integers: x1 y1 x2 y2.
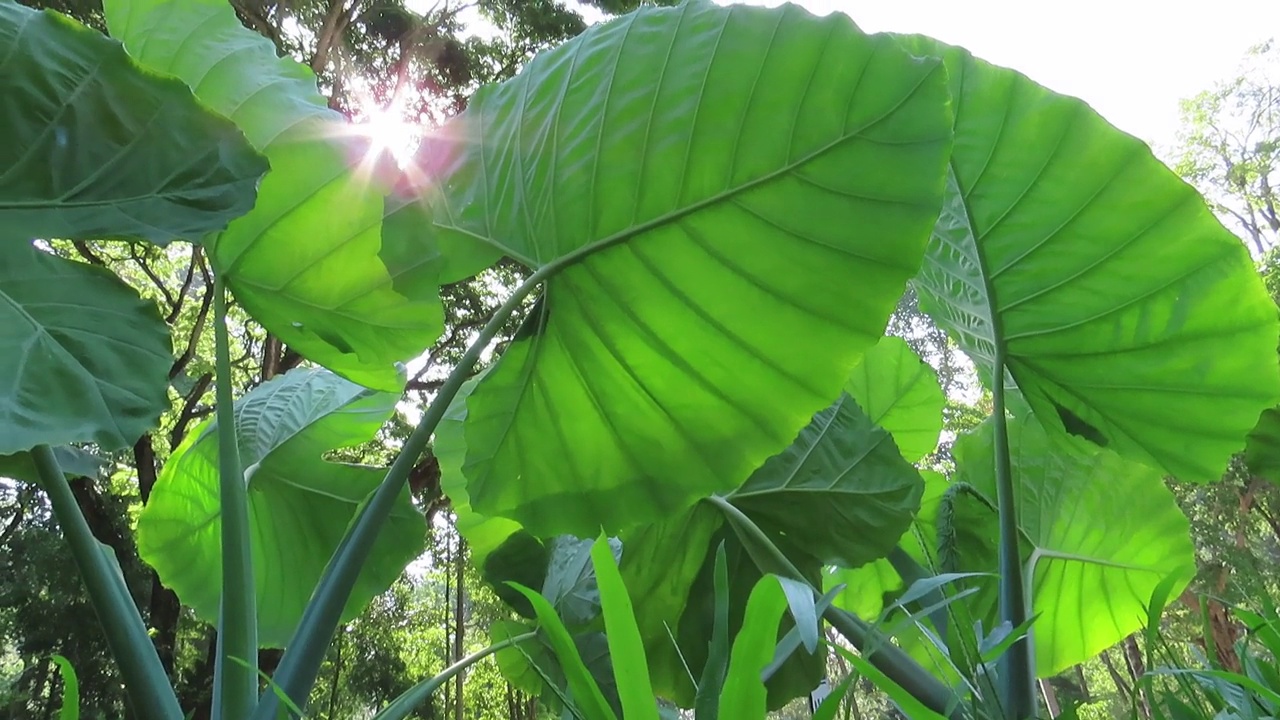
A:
258 270 548 719
211 274 258 719
706 495 961 717
991 351 1035 719
32 445 183 719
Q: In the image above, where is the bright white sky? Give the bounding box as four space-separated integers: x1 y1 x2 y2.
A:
725 0 1279 150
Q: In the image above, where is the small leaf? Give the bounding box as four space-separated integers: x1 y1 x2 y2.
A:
776 577 819 655
510 583 618 720
728 394 924 569
0 446 105 485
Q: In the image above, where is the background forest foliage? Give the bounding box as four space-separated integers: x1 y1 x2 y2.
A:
1 1 1278 718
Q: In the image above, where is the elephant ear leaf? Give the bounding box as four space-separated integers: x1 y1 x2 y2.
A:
950 410 1195 676
137 368 426 646
451 1 955 537
0 243 173 455
0 1 265 246
105 0 449 391
901 35 1280 482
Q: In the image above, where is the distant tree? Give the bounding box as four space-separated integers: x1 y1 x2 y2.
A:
1174 40 1279 254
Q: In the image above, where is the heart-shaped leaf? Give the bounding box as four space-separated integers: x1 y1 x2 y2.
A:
0 1 265 245
104 0 444 390
902 36 1280 481
446 1 953 536
137 368 426 646
949 411 1196 675
0 243 172 454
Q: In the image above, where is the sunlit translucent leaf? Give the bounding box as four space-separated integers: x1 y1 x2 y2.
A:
105 0 445 390
0 1 265 246
844 335 945 462
903 36 1280 482
449 1 953 536
0 243 171 454
949 411 1196 675
137 368 425 646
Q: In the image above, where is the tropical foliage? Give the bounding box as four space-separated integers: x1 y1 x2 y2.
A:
3 0 1280 719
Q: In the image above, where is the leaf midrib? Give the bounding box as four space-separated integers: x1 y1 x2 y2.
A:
433 57 944 280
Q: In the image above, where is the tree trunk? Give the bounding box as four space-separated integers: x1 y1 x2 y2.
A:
453 539 467 720
179 629 218 720
1122 635 1151 719
327 626 345 719
1040 678 1061 718
134 436 182 676
1100 648 1133 707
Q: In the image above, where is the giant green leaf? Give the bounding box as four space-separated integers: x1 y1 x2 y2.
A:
844 336 945 462
903 36 1280 482
137 368 426 646
449 1 953 536
0 1 265 245
728 394 924 569
838 412 1196 677
954 412 1195 675
104 0 444 390
0 243 172 454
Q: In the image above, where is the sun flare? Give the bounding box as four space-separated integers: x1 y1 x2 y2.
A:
353 98 421 167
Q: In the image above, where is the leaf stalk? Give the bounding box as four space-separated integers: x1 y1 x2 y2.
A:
211 273 259 719
32 445 183 719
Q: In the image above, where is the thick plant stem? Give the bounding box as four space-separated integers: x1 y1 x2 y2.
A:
211 274 258 719
992 354 1035 720
371 631 538 720
32 445 183 719
707 495 961 718
259 271 548 718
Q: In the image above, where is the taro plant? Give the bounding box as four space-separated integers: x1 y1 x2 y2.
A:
3 0 1279 718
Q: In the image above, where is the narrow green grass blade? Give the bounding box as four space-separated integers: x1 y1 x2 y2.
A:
50 655 79 720
591 535 659 720
509 582 617 720
695 543 731 720
830 643 947 720
372 631 537 720
717 575 788 720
